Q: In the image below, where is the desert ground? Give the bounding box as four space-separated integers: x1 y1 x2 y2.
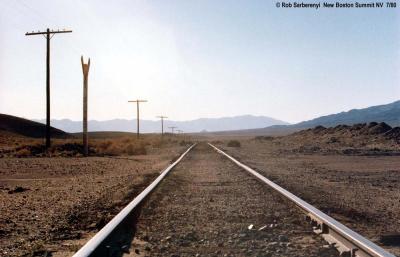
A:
0 133 189 256
132 143 337 257
1 121 399 257
214 122 400 256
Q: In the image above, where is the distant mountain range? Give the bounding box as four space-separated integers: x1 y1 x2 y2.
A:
33 115 290 133
220 100 400 136
3 100 399 137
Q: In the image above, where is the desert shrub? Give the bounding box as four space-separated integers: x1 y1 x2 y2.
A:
14 144 46 157
122 137 132 144
103 145 122 156
93 140 124 155
227 140 241 147
151 139 163 148
15 148 31 157
91 137 150 156
97 140 113 151
255 136 274 141
54 143 83 152
125 143 147 155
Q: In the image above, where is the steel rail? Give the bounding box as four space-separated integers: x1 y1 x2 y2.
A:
208 143 395 257
73 144 197 257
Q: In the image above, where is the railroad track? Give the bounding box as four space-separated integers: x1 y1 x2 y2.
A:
73 143 395 257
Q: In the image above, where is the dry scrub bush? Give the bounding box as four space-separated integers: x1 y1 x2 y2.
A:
125 143 147 155
95 140 121 155
15 148 31 157
122 137 132 144
151 139 163 148
92 138 148 156
97 140 113 151
254 136 274 141
103 144 121 156
227 140 241 147
7 135 165 157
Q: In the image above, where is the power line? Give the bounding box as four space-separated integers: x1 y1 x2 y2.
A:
18 0 57 25
3 0 44 27
9 0 82 56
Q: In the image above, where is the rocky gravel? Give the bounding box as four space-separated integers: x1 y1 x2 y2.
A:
132 143 337 257
219 138 400 256
0 146 184 257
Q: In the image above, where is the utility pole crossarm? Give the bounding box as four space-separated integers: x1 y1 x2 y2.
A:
26 27 72 149
128 99 148 138
168 126 177 133
128 100 147 103
25 30 72 36
156 115 168 136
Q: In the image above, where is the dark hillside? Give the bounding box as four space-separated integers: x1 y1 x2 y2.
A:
295 100 400 128
0 114 70 138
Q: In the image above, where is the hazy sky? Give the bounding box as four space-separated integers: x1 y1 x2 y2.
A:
0 0 399 123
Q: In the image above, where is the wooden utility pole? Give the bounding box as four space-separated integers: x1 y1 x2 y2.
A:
156 115 168 136
128 99 147 138
26 28 72 149
176 129 184 140
168 126 177 134
81 56 90 156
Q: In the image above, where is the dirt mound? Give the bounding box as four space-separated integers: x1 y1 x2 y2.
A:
312 125 326 134
350 123 367 131
285 122 400 156
298 122 398 139
368 122 392 135
385 127 400 140
333 124 350 131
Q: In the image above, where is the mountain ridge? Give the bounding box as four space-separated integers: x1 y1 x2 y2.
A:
3 100 399 137
294 100 400 128
33 115 290 133
213 100 400 136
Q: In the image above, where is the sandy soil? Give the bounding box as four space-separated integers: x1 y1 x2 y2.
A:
2 123 398 256
217 138 400 256
132 143 338 257
0 145 185 257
